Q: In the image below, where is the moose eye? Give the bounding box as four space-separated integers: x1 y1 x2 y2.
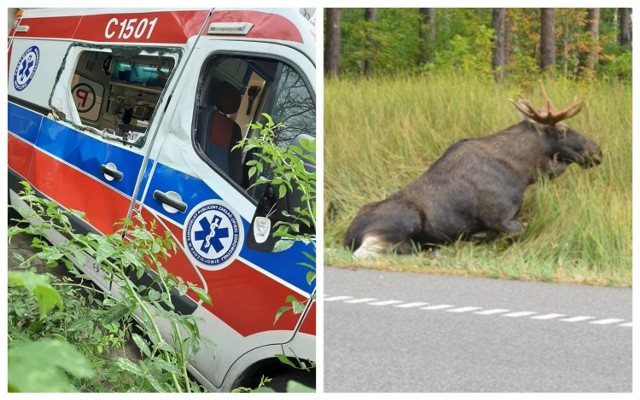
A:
557 127 568 138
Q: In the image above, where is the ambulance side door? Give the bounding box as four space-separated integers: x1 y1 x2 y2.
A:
138 39 316 340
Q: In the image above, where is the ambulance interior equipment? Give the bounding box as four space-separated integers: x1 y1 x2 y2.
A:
71 49 175 146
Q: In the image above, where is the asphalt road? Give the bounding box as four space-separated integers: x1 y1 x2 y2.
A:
323 266 632 393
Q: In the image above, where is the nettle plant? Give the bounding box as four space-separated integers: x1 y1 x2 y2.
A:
8 182 211 392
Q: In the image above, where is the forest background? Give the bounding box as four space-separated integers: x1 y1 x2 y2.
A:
324 8 632 80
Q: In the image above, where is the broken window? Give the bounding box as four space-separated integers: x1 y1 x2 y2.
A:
55 45 177 147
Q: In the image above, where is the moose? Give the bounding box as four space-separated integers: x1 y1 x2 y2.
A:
344 82 602 258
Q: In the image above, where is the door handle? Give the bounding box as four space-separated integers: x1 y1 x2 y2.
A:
153 190 187 213
101 163 123 181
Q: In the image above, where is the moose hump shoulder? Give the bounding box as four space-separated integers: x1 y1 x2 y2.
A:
344 81 603 259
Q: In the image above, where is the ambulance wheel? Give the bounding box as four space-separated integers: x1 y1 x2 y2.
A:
265 369 315 392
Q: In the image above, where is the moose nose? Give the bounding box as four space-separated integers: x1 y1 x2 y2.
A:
587 148 603 167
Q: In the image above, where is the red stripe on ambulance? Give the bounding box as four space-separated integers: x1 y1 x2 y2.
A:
151 210 306 337
14 11 207 43
29 147 131 235
12 15 82 40
14 10 303 44
75 11 209 43
8 134 35 182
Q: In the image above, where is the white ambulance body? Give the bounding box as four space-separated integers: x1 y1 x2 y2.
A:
8 8 316 391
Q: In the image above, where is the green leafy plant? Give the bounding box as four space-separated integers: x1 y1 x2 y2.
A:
235 114 316 316
238 113 316 247
8 269 94 392
8 182 212 392
234 114 317 391
9 337 95 392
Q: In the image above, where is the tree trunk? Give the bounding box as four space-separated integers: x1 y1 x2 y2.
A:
539 8 556 72
561 12 569 78
418 8 436 66
363 8 378 76
577 8 600 78
618 8 632 48
324 8 341 78
491 8 508 82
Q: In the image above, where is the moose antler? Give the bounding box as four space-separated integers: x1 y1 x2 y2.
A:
510 80 584 126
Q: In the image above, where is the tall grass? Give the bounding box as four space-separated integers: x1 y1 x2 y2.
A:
324 73 631 287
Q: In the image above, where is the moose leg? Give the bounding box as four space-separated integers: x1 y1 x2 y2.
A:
354 236 415 259
349 200 423 259
477 198 524 237
483 217 523 237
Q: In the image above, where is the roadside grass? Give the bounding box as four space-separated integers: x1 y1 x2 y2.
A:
324 73 631 287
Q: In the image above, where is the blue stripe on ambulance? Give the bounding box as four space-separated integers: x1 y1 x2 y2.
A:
8 102 43 144
8 102 144 197
9 102 315 296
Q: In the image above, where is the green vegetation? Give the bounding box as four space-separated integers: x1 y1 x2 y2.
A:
332 8 631 81
8 183 211 392
324 74 631 287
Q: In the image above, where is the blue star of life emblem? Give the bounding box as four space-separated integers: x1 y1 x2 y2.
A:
195 214 229 253
184 200 243 271
14 46 40 91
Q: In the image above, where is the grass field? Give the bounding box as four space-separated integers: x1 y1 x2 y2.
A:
324 73 632 287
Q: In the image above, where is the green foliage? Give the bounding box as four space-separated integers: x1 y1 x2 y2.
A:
9 338 94 392
235 114 316 319
235 113 316 248
324 74 631 286
7 269 94 392
332 8 631 82
434 24 495 75
9 270 63 318
234 114 316 391
339 9 421 76
8 182 211 392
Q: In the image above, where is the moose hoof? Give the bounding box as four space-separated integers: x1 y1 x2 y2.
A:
353 236 389 259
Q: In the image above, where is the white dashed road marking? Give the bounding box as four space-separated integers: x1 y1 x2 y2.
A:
325 296 354 302
422 304 455 311
368 300 404 306
503 311 537 318
560 316 595 323
325 295 631 328
475 308 510 315
589 318 625 325
344 297 377 304
447 306 482 313
531 313 566 320
395 302 429 308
